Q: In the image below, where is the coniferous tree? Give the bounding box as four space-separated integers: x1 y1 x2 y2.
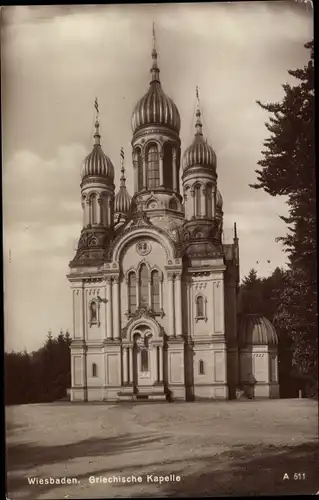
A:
250 40 317 395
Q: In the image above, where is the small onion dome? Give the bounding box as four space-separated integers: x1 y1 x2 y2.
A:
238 314 278 347
216 189 223 210
183 107 216 171
81 120 114 183
114 149 132 215
114 186 132 215
131 37 180 134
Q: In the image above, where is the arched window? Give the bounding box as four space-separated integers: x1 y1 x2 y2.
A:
151 270 160 313
206 185 213 219
128 272 137 313
147 145 160 189
199 360 205 375
91 194 97 224
90 301 97 322
169 198 178 210
196 295 204 317
163 143 173 189
139 264 149 307
134 148 143 191
92 363 97 377
195 185 201 217
141 348 149 372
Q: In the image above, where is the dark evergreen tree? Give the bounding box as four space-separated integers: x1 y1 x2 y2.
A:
5 329 71 405
239 268 263 314
250 40 317 396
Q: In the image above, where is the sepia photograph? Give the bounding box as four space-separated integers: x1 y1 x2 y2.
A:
2 1 317 498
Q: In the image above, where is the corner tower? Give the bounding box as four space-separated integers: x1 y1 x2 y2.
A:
70 100 115 266
131 25 183 217
181 88 223 258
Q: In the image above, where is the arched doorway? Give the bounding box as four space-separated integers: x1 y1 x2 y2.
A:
133 327 154 389
123 314 166 400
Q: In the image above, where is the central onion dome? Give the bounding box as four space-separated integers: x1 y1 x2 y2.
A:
238 314 279 347
131 32 180 135
81 120 114 183
183 106 216 171
114 149 132 216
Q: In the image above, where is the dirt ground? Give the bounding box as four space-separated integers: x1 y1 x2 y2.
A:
6 399 318 499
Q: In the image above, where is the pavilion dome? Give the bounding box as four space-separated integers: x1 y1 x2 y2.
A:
238 314 279 347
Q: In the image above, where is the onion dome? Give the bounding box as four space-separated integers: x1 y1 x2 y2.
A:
183 91 216 171
216 189 223 210
131 25 180 135
238 314 278 347
81 116 114 183
114 147 132 215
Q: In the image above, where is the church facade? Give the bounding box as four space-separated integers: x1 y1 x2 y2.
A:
67 33 280 402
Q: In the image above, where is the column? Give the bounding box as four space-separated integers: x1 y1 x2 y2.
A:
136 278 140 308
86 199 91 226
201 187 206 218
159 278 163 311
78 286 85 340
172 149 177 191
133 153 138 193
82 201 86 227
113 276 120 340
168 274 175 336
129 346 134 384
106 278 112 339
97 197 102 224
123 347 128 384
183 194 188 219
175 274 183 337
159 152 164 186
82 347 87 399
148 278 152 308
159 345 163 382
142 154 147 189
108 198 112 227
191 190 195 219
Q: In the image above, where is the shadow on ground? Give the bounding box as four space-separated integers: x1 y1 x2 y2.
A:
130 441 319 497
6 433 166 472
8 440 318 498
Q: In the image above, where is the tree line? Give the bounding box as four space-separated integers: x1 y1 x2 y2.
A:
5 330 71 405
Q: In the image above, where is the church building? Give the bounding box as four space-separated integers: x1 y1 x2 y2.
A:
67 29 280 402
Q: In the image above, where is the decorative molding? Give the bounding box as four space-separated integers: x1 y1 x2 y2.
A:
192 272 211 278
136 240 152 256
194 282 207 290
84 277 103 284
121 307 165 340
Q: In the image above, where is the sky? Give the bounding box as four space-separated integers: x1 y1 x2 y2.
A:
2 2 313 352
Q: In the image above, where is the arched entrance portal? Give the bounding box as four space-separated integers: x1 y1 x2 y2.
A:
133 327 154 389
122 313 166 400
